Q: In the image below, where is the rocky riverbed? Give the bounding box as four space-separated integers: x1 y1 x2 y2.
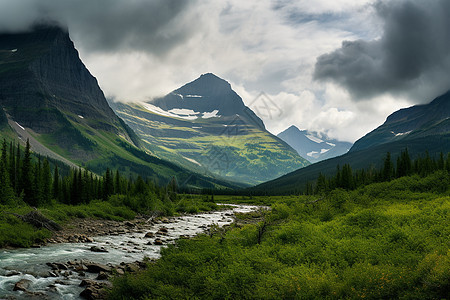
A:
0 205 259 299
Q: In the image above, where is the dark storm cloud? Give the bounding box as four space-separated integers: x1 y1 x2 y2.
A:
314 0 450 101
0 0 197 55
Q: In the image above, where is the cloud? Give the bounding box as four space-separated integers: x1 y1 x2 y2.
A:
1 0 418 143
0 0 197 55
314 0 450 102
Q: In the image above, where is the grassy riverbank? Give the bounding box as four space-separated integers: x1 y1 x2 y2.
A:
110 171 449 299
0 195 218 248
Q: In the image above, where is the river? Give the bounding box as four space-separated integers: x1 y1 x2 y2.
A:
0 205 259 299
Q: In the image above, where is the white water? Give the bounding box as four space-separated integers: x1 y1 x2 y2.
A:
0 205 258 299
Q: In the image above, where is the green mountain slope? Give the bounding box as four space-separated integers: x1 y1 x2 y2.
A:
0 26 239 189
111 74 309 185
252 92 450 194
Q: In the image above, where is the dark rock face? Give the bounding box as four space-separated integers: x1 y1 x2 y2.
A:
0 26 119 128
150 73 265 129
0 25 137 157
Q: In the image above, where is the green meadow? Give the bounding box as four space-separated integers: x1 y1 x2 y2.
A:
110 171 449 299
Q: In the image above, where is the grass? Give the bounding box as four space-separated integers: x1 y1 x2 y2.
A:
109 172 450 299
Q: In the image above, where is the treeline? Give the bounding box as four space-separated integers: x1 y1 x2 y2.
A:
0 139 177 208
306 149 450 195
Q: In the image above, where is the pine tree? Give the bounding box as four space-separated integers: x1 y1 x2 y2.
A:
446 153 450 173
0 139 14 204
382 152 394 181
341 164 353 190
71 169 81 204
8 141 16 192
396 149 412 178
114 169 121 195
20 139 34 205
315 173 327 194
32 161 42 206
437 152 445 170
15 142 21 195
103 168 114 201
52 165 60 201
42 158 52 205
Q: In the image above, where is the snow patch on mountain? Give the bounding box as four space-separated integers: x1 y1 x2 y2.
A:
306 134 324 143
141 102 221 121
183 156 202 166
172 93 184 99
391 130 412 136
186 95 203 98
15 122 25 131
202 110 220 119
141 102 196 120
307 151 318 157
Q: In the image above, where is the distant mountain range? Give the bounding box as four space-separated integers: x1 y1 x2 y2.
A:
253 91 450 194
0 25 241 190
111 73 309 185
277 125 352 163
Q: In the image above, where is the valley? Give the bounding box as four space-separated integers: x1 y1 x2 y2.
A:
0 11 448 300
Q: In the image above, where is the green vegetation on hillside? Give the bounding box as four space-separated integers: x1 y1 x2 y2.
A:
305 150 450 195
112 102 309 185
110 171 449 299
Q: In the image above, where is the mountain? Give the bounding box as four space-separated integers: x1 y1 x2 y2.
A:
252 91 450 194
0 25 239 189
111 73 309 185
277 125 352 163
350 91 450 152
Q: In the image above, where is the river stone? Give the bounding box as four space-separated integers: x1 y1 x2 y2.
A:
86 263 111 273
79 279 96 287
89 246 108 253
144 232 154 238
115 268 125 275
125 221 135 227
96 271 109 280
13 279 32 291
53 262 69 270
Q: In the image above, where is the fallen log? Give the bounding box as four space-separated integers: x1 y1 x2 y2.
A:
7 208 62 231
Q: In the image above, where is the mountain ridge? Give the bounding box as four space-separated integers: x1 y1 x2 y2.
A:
112 73 309 185
277 125 352 163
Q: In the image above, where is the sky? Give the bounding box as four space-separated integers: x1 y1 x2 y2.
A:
0 0 449 142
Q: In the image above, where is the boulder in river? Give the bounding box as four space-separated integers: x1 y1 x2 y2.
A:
13 279 32 291
89 246 108 253
154 239 164 245
86 263 111 273
96 271 109 280
144 232 154 238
